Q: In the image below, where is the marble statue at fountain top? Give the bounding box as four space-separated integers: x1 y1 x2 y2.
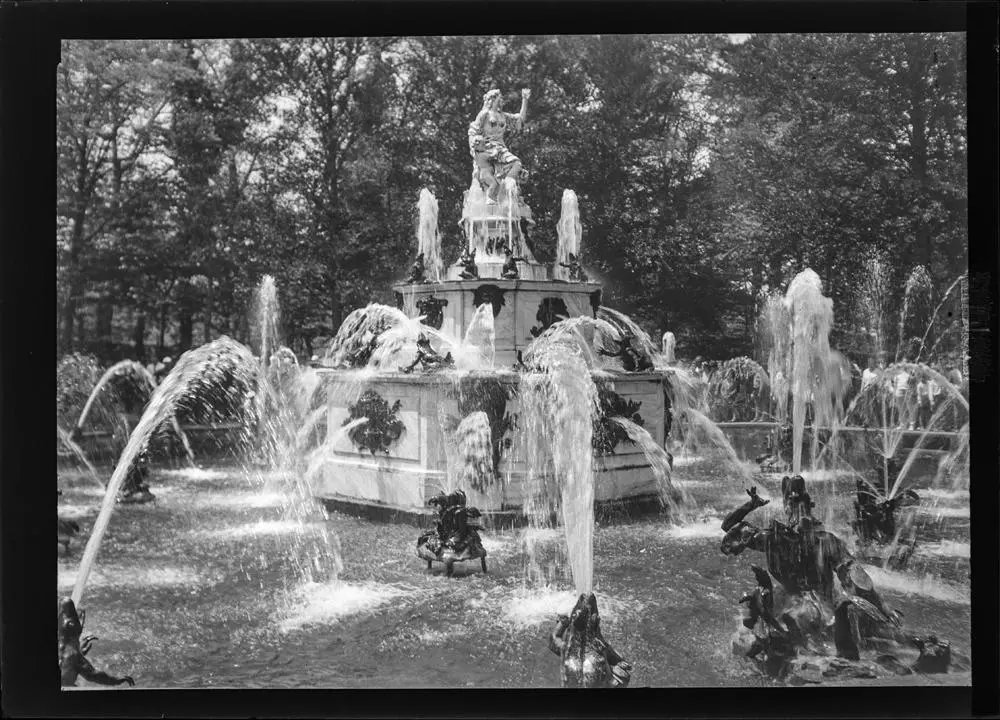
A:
395 86 600 364
454 87 543 281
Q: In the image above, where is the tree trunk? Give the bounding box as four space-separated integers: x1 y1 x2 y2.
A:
96 300 114 357
203 277 214 344
158 304 168 357
61 140 91 353
133 312 147 361
179 312 194 352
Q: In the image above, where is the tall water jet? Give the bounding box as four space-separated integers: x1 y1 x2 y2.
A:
555 190 581 281
417 188 443 283
856 248 892 365
254 275 282 368
782 269 842 473
897 265 933 362
72 336 258 606
760 292 791 429
521 333 600 594
661 331 676 364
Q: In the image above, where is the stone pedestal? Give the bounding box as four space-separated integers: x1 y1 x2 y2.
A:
395 279 603 367
313 370 669 517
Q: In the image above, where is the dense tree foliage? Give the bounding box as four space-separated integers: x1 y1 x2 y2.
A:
56 34 967 366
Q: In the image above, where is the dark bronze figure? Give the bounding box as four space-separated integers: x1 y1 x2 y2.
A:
548 593 632 688
59 598 135 688
417 489 487 577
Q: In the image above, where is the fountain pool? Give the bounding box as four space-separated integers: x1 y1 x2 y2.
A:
56 452 970 688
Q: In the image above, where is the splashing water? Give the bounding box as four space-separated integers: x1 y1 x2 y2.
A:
525 315 621 371
914 273 968 365
72 336 259 606
74 360 194 463
840 362 969 498
782 269 845 473
856 248 892 364
608 417 684 512
675 408 755 487
254 275 282 365
597 307 660 361
896 266 933 362
460 303 496 370
417 189 443 283
521 334 600 594
57 424 104 489
661 331 676 364
453 411 495 493
323 304 411 368
555 189 581 281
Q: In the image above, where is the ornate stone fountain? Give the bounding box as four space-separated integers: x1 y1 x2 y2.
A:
311 87 671 523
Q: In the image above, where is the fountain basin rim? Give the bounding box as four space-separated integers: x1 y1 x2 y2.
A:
320 492 667 528
715 421 967 440
393 279 600 292
310 368 670 382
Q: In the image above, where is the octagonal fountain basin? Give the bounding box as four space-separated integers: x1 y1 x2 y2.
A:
310 369 672 525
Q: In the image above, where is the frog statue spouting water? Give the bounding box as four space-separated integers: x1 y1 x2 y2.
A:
548 593 632 688
59 598 135 688
416 489 488 577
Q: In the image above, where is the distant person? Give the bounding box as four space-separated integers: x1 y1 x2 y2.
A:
154 356 173 384
915 377 931 429
892 368 910 428
861 364 877 392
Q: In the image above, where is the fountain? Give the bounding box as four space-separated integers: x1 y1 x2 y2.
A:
314 92 676 525
55 80 969 692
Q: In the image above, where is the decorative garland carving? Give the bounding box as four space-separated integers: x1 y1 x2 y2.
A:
592 380 644 455
530 297 570 338
472 284 506 318
344 389 405 455
416 294 449 330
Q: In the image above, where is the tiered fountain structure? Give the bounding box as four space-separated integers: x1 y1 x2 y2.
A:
311 179 672 522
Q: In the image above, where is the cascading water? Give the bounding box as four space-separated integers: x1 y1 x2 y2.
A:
520 331 600 595
72 336 259 606
460 303 496 370
555 189 581 282
453 411 495 493
57 424 104 488
417 188 443 283
74 360 194 464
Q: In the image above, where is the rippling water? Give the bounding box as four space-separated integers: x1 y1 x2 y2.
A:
57 456 970 689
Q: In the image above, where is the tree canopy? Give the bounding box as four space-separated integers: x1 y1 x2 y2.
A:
56 34 968 367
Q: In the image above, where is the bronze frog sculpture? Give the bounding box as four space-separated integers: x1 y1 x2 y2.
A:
548 593 632 688
416 489 488 577
59 598 134 688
